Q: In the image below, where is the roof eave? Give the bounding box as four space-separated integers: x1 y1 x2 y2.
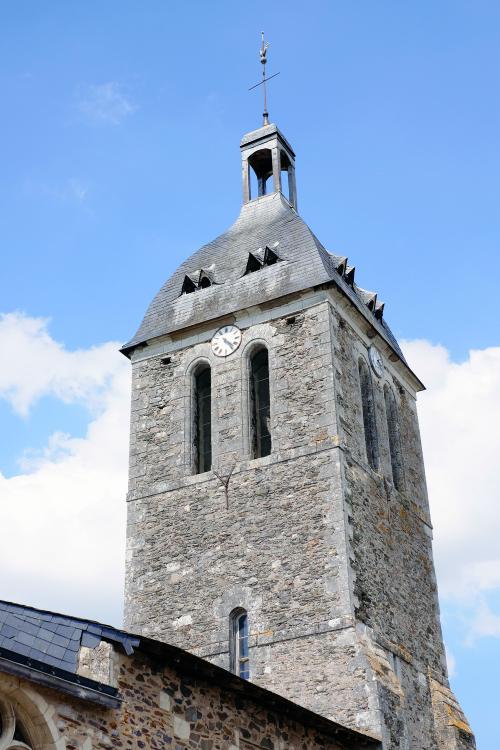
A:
319 276 425 393
0 646 120 709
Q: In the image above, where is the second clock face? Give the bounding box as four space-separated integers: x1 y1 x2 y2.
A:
211 325 242 357
369 345 384 378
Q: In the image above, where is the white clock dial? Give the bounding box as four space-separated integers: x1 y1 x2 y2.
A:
368 346 384 378
211 325 242 358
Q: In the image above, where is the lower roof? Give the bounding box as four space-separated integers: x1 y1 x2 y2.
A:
0 599 380 749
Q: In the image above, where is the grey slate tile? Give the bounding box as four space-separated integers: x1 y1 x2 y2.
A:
55 624 76 638
15 631 35 647
0 600 139 675
46 643 66 659
0 624 17 638
52 633 70 648
38 628 55 643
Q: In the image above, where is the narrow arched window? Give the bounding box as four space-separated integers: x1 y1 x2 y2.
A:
230 609 250 679
193 364 211 473
250 348 271 458
0 696 35 749
358 358 378 470
384 385 405 491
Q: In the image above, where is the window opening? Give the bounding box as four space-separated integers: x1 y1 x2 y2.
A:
263 174 273 195
250 348 271 458
199 275 212 289
230 609 250 679
263 246 278 265
245 254 262 274
0 698 34 749
194 365 212 473
281 167 290 201
384 385 405 490
248 148 273 199
359 359 378 470
181 275 196 295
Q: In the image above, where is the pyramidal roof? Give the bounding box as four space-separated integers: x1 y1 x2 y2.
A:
122 124 406 368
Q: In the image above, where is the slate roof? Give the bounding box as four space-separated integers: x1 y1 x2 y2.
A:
122 191 407 366
0 600 138 673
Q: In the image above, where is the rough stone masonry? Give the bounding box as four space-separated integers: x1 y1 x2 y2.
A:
122 122 475 750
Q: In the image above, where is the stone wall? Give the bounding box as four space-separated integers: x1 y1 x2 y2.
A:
124 290 475 749
0 646 376 750
328 297 475 749
125 302 379 733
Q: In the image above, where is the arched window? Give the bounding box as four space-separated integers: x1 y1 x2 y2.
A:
230 609 250 680
193 364 212 474
384 385 405 491
358 358 378 471
0 695 34 749
249 348 271 458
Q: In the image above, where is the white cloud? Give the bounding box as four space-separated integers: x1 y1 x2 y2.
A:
0 313 130 625
0 313 121 416
78 82 137 125
402 340 500 641
445 644 457 678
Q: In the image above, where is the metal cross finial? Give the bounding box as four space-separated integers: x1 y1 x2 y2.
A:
248 32 280 126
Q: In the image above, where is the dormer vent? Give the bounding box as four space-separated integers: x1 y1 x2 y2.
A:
335 257 348 276
181 275 197 295
199 271 213 289
263 246 279 265
180 266 216 295
375 302 385 320
244 246 281 276
344 266 356 286
245 253 262 274
356 287 378 312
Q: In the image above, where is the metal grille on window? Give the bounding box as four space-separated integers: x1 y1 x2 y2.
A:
250 348 271 458
194 365 212 473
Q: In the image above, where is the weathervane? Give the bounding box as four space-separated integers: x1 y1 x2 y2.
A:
249 32 280 126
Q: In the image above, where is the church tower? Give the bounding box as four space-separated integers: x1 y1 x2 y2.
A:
122 115 475 748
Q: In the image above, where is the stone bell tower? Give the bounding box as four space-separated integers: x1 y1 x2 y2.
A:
122 118 475 749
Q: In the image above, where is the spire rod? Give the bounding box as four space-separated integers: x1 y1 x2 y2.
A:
248 32 280 126
260 31 269 125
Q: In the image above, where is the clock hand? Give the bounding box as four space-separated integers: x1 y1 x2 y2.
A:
222 337 232 347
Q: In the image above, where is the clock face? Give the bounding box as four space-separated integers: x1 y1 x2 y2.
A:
211 325 242 358
368 346 384 378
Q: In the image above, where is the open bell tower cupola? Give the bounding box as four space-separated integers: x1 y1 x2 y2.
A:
241 123 297 210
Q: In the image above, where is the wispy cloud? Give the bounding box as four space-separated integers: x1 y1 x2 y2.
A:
23 177 90 205
78 82 137 125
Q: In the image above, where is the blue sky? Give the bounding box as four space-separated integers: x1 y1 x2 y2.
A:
1 2 499 747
